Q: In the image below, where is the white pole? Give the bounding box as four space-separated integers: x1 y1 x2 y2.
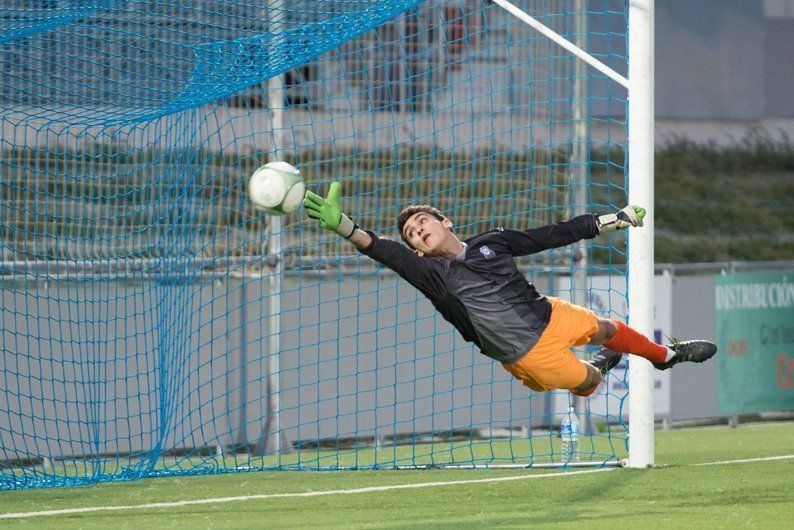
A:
491 0 629 88
571 0 590 421
627 0 655 468
263 2 285 455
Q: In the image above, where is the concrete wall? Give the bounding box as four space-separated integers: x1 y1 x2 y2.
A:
653 0 794 144
656 0 794 120
668 275 720 421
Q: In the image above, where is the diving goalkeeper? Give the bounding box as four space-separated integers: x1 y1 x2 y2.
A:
304 183 717 396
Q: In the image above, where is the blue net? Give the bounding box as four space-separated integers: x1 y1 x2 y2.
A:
0 0 630 489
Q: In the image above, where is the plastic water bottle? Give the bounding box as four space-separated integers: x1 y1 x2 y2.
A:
560 407 580 462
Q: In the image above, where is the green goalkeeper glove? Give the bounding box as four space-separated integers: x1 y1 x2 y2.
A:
597 205 646 234
303 181 358 239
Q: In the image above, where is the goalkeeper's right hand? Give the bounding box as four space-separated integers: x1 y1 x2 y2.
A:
596 205 646 234
303 182 358 239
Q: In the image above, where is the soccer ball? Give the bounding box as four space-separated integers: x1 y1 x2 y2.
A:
248 161 305 215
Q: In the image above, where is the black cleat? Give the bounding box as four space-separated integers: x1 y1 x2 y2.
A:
589 348 622 376
653 339 718 370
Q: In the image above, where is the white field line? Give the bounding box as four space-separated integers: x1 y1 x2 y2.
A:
3 453 794 520
692 454 794 466
0 468 612 520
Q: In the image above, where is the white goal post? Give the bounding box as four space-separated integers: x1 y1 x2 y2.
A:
492 0 656 468
627 0 656 469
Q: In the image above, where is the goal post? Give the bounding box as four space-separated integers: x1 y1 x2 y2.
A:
492 0 657 467
0 0 649 489
490 0 629 88
627 0 656 469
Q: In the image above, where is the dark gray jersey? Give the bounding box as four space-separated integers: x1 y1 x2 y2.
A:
360 214 600 363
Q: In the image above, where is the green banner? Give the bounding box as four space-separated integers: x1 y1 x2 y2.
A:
715 272 794 415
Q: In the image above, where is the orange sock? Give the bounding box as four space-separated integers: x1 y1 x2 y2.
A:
603 320 668 364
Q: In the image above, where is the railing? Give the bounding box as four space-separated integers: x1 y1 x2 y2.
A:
656 260 794 275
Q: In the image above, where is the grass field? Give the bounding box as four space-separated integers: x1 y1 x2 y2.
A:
0 422 791 528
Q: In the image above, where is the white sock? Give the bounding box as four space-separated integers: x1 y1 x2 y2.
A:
664 347 676 362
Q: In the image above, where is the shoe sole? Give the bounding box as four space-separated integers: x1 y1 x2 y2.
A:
591 349 622 375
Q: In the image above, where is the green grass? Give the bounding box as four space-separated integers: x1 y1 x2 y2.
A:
0 423 792 528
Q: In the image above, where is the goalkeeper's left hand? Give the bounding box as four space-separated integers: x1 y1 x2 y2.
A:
596 205 646 234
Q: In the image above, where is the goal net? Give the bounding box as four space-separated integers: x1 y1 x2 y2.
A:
0 0 633 489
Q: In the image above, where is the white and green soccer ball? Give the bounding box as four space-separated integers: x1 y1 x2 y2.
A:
248 161 305 215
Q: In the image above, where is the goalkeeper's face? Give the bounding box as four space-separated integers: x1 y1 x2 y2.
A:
402 212 456 256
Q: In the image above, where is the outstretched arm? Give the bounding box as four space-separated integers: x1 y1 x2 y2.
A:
303 182 441 294
303 182 372 250
499 205 646 257
347 228 373 250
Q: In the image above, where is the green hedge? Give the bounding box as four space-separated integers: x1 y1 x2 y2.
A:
655 137 794 262
2 137 791 263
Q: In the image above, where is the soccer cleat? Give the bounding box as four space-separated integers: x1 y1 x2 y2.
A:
652 338 718 370
589 348 623 376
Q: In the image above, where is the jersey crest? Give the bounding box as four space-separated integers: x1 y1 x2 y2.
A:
479 245 496 259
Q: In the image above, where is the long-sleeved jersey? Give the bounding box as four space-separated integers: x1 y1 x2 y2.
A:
359 214 600 363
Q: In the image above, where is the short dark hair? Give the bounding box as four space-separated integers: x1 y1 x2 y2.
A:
397 205 448 248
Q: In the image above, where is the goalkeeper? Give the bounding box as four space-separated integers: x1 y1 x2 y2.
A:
304 183 717 396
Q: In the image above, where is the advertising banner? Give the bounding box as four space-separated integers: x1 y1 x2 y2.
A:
715 272 794 414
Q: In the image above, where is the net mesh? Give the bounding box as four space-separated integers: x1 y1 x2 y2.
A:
0 0 630 489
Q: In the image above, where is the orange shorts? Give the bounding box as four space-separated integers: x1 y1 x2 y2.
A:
502 297 599 392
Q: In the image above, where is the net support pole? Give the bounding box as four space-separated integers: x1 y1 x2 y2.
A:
256 0 286 456
571 0 591 428
627 0 655 468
